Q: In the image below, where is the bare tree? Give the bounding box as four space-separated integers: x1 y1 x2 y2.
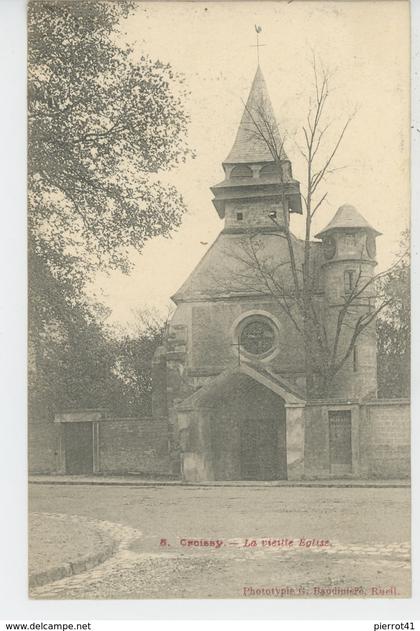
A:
224 58 396 398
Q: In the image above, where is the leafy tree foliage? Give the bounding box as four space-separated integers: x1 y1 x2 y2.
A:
29 258 118 419
110 309 169 416
28 1 191 419
28 0 191 284
29 295 167 420
377 231 410 398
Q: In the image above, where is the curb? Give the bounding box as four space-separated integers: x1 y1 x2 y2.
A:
29 538 118 589
29 515 143 595
28 479 411 489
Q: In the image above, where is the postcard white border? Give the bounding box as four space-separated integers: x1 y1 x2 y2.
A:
0 0 418 621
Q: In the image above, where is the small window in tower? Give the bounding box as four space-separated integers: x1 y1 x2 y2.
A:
344 233 356 248
237 212 243 221
231 165 253 179
344 270 356 294
353 345 358 372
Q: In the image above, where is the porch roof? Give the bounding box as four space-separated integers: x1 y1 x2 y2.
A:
176 363 305 411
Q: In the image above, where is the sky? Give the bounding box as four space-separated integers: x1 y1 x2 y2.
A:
94 0 410 328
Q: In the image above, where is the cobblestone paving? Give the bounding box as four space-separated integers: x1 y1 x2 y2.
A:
29 485 411 599
29 512 118 578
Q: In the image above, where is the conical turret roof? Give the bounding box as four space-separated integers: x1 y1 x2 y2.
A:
224 66 288 164
315 204 381 238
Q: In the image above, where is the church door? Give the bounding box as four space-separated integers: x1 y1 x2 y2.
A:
210 376 288 480
240 417 283 480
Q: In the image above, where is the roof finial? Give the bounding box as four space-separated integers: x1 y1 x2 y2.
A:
252 25 265 66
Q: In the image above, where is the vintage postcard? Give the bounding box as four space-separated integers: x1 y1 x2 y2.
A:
28 0 411 599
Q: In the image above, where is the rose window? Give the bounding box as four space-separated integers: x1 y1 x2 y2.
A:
240 320 276 356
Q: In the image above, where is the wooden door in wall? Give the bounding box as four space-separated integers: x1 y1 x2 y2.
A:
329 411 352 475
240 417 282 480
64 422 93 474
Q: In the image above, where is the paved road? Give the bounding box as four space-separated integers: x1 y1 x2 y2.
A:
29 484 411 599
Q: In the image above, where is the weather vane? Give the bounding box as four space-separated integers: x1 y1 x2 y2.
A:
251 25 265 65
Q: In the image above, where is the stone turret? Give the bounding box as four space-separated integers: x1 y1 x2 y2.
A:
211 67 302 233
316 204 381 399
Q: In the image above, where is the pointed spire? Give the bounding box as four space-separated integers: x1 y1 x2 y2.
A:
224 67 288 164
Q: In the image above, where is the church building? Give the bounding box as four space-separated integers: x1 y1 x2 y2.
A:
150 66 408 483
29 67 410 482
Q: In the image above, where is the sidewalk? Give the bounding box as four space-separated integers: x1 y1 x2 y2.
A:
28 474 410 488
29 512 117 588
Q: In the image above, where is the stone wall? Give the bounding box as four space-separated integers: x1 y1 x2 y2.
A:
28 414 172 477
186 297 306 382
29 400 410 481
224 198 287 231
360 401 410 479
285 404 305 480
98 418 171 475
28 418 60 474
303 404 330 478
304 399 410 480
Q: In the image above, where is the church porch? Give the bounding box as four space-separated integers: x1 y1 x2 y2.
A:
175 364 305 483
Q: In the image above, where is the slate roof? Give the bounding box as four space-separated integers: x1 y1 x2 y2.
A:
171 230 323 303
224 66 288 165
315 204 381 238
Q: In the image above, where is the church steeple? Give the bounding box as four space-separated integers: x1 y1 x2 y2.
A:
211 67 302 226
224 66 288 165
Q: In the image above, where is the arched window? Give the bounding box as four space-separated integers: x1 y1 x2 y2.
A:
230 165 253 179
260 163 278 179
260 162 292 181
